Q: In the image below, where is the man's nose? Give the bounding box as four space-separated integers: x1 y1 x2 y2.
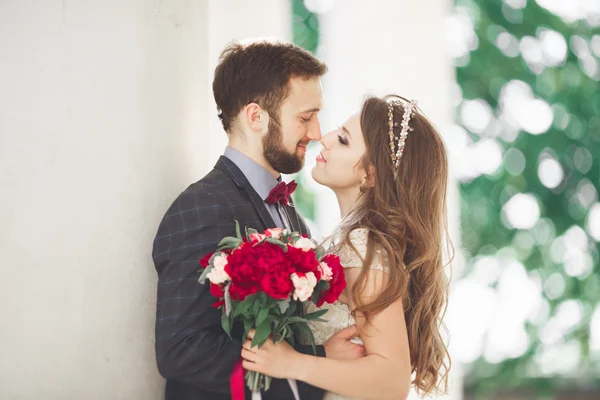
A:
306 118 322 141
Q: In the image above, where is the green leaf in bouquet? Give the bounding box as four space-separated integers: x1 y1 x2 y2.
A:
311 280 330 303
295 322 317 355
245 226 259 240
285 299 298 317
252 300 261 315
224 285 233 316
276 299 290 314
217 237 243 250
276 325 288 343
265 237 288 252
256 307 269 328
235 220 242 240
315 246 325 261
233 297 251 319
285 316 309 324
221 313 232 339
303 309 328 322
257 292 268 306
243 317 254 342
198 265 213 285
252 318 272 348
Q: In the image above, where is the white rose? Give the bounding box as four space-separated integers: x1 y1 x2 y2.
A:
213 254 228 270
265 228 284 239
319 261 333 281
207 254 230 284
291 272 317 302
207 268 230 285
293 237 317 252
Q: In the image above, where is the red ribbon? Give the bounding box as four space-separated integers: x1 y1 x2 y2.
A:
231 358 245 400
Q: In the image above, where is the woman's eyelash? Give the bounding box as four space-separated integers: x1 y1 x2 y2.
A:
336 126 348 145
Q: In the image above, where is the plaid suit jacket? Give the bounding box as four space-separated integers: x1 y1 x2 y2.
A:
152 156 326 400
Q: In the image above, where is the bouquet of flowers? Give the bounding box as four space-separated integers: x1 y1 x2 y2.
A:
199 222 346 395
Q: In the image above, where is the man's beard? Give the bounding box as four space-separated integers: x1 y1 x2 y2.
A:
262 119 305 174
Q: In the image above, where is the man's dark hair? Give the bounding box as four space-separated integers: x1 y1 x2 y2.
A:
213 39 327 132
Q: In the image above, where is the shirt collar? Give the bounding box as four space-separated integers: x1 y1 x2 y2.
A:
223 146 281 201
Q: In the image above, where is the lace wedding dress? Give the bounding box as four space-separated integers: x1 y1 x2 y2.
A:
304 228 389 400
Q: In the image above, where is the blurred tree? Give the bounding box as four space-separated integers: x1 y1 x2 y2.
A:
291 0 320 222
454 0 600 397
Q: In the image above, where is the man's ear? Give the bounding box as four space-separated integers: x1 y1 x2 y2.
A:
243 103 268 133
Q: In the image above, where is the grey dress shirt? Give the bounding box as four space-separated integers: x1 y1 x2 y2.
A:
223 146 290 229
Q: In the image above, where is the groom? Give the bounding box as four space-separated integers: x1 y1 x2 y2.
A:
152 39 365 400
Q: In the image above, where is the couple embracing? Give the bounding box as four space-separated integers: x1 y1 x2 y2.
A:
152 38 451 400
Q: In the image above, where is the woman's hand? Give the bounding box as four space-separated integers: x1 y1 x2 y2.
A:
241 329 303 379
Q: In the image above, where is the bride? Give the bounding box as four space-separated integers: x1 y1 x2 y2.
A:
241 95 452 400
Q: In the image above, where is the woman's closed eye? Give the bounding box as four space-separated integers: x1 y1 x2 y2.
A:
337 135 348 145
337 127 349 145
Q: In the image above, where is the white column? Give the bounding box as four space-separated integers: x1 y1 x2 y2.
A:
0 1 208 398
204 0 293 171
314 1 463 399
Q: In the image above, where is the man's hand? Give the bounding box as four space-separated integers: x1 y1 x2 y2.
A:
323 325 366 360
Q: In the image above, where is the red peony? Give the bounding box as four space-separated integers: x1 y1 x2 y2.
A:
200 251 215 268
224 241 289 301
316 254 346 307
260 263 294 300
286 245 320 278
209 283 225 308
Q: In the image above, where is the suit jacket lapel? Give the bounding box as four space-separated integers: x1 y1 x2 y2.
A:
215 156 276 230
283 197 307 236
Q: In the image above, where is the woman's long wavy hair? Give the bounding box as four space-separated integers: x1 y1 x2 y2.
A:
333 95 452 395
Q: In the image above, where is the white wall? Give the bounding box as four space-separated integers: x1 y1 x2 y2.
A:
0 1 208 398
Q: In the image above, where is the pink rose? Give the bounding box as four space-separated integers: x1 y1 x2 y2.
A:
319 261 333 281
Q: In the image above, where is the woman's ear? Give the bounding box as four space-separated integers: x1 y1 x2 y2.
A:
359 165 376 193
362 165 376 188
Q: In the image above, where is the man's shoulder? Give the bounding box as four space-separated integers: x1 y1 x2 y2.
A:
167 167 241 215
188 167 238 198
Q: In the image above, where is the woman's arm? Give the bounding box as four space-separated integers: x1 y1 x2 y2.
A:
242 267 412 400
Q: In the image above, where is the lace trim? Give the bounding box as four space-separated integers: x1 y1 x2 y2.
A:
336 228 389 273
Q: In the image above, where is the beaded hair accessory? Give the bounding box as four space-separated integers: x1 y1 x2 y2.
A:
387 98 418 170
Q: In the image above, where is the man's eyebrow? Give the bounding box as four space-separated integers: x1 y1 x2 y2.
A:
299 107 321 113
